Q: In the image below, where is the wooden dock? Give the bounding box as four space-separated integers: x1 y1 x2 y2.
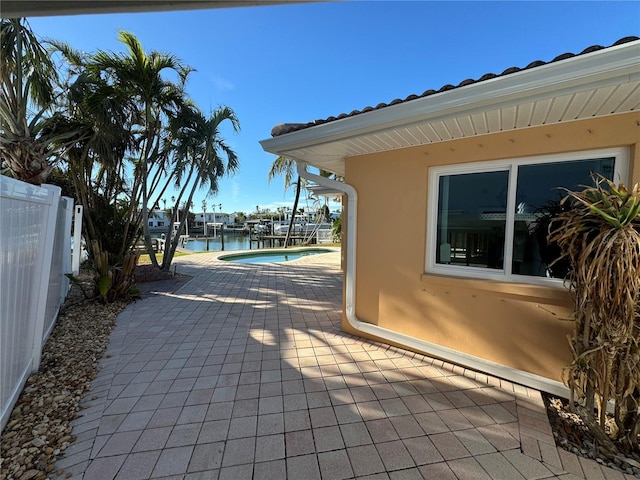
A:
249 234 316 249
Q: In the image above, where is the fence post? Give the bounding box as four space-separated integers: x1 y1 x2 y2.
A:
72 204 83 275
31 185 61 372
61 197 73 304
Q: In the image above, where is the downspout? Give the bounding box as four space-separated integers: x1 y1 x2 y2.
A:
296 161 358 322
296 161 569 398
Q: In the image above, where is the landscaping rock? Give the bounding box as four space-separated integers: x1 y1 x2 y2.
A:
0 273 125 480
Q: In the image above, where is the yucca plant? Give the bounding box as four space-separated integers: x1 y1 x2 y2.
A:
0 18 78 184
549 175 640 456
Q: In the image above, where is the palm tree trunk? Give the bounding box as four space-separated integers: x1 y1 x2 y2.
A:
284 176 301 248
140 126 160 267
161 166 196 270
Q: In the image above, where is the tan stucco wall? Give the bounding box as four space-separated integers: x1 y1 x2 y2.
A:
343 113 640 382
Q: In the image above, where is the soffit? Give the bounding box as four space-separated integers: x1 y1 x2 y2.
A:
1 1 314 18
260 38 640 177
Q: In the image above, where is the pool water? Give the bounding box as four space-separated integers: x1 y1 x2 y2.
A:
220 248 333 264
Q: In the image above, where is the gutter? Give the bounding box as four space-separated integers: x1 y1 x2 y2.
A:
297 161 570 398
263 40 640 157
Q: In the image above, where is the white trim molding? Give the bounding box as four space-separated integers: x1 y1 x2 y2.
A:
425 147 630 285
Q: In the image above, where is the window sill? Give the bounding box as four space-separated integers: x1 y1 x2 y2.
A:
421 272 570 304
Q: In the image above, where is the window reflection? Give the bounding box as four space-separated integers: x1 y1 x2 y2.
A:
436 170 508 269
434 157 615 278
512 158 614 277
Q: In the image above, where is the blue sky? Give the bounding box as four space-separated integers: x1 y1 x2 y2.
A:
28 1 639 216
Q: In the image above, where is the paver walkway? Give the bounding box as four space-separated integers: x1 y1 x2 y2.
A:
55 250 634 479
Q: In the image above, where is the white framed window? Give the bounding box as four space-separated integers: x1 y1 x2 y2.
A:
426 147 629 284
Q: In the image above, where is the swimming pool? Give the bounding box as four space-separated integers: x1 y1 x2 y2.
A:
219 248 333 264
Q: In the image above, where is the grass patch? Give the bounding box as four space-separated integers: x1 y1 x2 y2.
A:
138 251 190 265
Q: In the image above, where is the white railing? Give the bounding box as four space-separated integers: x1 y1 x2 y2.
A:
0 177 74 432
317 229 334 244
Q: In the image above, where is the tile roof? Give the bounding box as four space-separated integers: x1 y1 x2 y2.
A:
271 36 639 137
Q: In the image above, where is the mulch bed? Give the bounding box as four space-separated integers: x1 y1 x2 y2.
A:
542 392 640 477
134 264 178 283
0 272 125 480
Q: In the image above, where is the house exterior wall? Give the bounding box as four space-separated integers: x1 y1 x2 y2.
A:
343 112 640 382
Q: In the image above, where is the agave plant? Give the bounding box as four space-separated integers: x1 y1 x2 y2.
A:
549 175 640 456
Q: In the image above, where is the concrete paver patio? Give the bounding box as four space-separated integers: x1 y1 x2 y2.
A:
55 250 633 479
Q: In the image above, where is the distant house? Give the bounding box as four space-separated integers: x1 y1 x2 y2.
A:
195 212 234 227
148 209 170 232
261 37 640 396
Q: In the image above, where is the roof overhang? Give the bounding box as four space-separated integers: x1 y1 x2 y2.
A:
260 39 640 177
306 184 344 198
1 0 316 18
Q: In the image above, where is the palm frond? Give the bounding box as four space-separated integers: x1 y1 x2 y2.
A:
268 155 295 191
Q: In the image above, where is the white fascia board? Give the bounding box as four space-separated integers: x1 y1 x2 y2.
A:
260 40 640 156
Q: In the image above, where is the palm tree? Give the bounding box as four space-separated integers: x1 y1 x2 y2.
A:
50 30 239 284
0 18 77 184
268 158 342 247
162 103 239 270
50 32 193 298
268 156 302 247
52 40 139 261
86 31 190 266
202 199 207 230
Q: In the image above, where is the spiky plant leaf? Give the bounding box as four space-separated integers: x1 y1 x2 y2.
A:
549 175 640 456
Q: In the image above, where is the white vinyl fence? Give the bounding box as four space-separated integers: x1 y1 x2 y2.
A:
1 176 75 432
